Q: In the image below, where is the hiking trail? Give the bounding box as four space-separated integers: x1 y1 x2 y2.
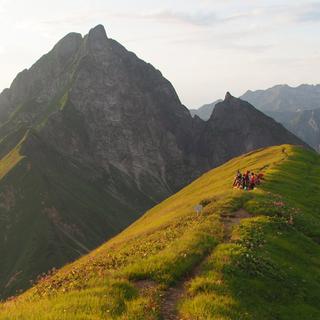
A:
135 208 252 320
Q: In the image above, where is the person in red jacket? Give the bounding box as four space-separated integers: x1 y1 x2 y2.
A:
256 173 264 185
244 171 250 190
249 172 256 190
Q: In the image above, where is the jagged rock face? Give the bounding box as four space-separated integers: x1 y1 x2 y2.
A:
0 25 200 199
39 25 202 197
0 25 309 298
0 33 83 131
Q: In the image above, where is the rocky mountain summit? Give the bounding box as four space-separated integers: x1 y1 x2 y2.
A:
194 92 306 166
192 84 320 151
0 25 307 298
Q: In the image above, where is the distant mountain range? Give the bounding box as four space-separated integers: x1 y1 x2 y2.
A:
191 84 320 151
242 85 320 152
241 84 320 112
0 25 306 298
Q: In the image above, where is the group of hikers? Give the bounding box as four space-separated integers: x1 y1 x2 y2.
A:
232 170 264 190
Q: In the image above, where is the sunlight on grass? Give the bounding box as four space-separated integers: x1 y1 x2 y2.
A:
1 144 319 319
180 146 320 320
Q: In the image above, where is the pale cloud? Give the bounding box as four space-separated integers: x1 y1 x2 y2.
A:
168 27 274 54
113 8 262 28
263 54 320 66
111 2 320 31
126 10 219 27
41 12 101 27
240 2 320 25
295 2 320 23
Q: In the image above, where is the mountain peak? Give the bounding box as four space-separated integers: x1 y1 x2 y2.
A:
85 24 108 53
225 91 232 100
52 32 82 59
88 24 108 41
224 91 238 104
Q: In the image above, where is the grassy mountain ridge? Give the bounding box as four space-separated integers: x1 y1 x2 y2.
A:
1 144 319 319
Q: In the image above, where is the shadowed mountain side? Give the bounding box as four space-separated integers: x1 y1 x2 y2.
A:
0 131 155 298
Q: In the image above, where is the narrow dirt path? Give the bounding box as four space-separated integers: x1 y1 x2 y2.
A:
160 261 205 320
221 208 252 241
135 208 252 320
161 286 184 320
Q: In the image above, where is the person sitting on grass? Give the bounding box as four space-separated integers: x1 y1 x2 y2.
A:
233 171 263 190
249 172 256 190
233 170 242 188
243 171 250 190
256 173 264 185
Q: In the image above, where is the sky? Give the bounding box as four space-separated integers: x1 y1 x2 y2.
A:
0 0 319 108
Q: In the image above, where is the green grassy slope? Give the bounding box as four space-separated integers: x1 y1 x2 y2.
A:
0 131 155 299
0 144 319 319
